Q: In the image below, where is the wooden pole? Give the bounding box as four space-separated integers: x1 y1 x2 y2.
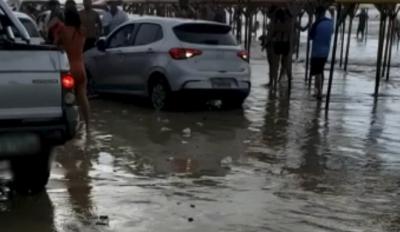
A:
382 15 391 77
382 17 391 77
374 9 386 97
305 13 312 85
247 11 253 56
326 5 342 113
386 14 395 81
244 12 249 49
296 14 302 60
344 13 354 72
365 8 369 43
339 15 346 68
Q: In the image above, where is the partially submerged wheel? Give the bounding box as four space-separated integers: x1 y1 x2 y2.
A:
10 146 52 195
150 78 172 111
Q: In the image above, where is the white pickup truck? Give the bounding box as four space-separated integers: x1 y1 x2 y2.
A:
0 0 78 194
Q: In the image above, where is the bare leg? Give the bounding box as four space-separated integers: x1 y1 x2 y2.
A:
270 53 279 90
279 54 289 82
76 82 90 130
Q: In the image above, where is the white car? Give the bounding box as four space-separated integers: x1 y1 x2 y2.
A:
85 17 251 110
13 11 44 44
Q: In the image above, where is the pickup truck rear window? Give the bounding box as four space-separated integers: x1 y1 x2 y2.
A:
173 23 237 46
19 18 40 37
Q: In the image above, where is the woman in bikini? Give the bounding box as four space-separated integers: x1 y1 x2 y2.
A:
55 8 90 130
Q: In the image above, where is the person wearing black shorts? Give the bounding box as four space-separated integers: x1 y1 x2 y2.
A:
309 7 333 100
310 57 328 98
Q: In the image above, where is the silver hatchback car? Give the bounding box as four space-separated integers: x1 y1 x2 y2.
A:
85 17 251 109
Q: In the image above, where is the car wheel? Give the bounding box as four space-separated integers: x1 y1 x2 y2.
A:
10 146 52 195
223 96 247 109
150 79 172 110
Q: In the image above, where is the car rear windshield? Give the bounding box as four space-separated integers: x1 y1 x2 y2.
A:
173 23 236 46
19 18 40 37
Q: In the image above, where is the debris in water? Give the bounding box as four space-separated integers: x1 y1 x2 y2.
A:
220 156 233 168
190 204 195 208
161 127 172 132
95 215 110 226
188 217 194 222
196 122 204 127
182 128 191 137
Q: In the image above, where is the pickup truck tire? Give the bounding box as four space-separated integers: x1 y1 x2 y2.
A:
10 146 52 195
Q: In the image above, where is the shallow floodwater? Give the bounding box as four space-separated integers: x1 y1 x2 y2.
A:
1 40 400 231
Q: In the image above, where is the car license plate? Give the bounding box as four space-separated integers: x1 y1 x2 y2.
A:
212 79 232 89
0 133 41 156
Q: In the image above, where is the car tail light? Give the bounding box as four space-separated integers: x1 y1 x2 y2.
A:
169 48 202 60
61 72 75 90
237 50 249 62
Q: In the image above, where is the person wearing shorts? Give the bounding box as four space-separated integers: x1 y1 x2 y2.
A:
310 7 333 100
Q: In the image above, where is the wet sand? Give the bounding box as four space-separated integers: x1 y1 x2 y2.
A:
1 41 400 231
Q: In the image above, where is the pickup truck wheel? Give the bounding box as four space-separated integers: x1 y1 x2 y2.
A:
150 79 173 111
11 147 52 195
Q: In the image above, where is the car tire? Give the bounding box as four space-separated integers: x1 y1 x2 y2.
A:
150 78 173 111
10 146 52 195
222 96 247 109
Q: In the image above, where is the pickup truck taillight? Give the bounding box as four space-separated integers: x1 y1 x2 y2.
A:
61 72 76 105
169 48 202 60
237 50 249 62
61 73 75 90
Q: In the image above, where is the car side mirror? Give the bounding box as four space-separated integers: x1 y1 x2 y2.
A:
96 38 107 52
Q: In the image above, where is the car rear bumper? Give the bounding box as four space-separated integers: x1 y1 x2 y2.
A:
0 106 78 159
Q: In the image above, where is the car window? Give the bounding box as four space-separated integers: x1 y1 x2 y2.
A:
19 18 40 37
108 24 135 48
133 23 162 46
173 23 237 46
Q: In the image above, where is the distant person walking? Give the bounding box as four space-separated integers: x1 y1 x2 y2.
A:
309 7 333 100
54 8 90 130
79 0 102 51
356 9 369 41
47 0 64 44
268 7 292 90
107 1 128 32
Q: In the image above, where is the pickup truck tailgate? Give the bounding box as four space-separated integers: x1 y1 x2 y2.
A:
0 50 64 120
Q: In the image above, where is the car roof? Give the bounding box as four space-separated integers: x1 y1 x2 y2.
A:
124 16 229 28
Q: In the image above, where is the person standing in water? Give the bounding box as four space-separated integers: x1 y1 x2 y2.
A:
54 8 90 130
309 7 333 100
107 1 128 32
356 8 369 41
79 0 102 51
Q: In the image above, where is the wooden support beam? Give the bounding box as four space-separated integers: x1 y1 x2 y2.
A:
326 4 342 113
374 4 387 97
339 15 346 68
344 4 357 72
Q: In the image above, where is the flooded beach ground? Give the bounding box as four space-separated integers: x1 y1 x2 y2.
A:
1 38 400 231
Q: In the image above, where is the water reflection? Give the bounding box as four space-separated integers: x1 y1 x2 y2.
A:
0 192 55 232
55 137 94 225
